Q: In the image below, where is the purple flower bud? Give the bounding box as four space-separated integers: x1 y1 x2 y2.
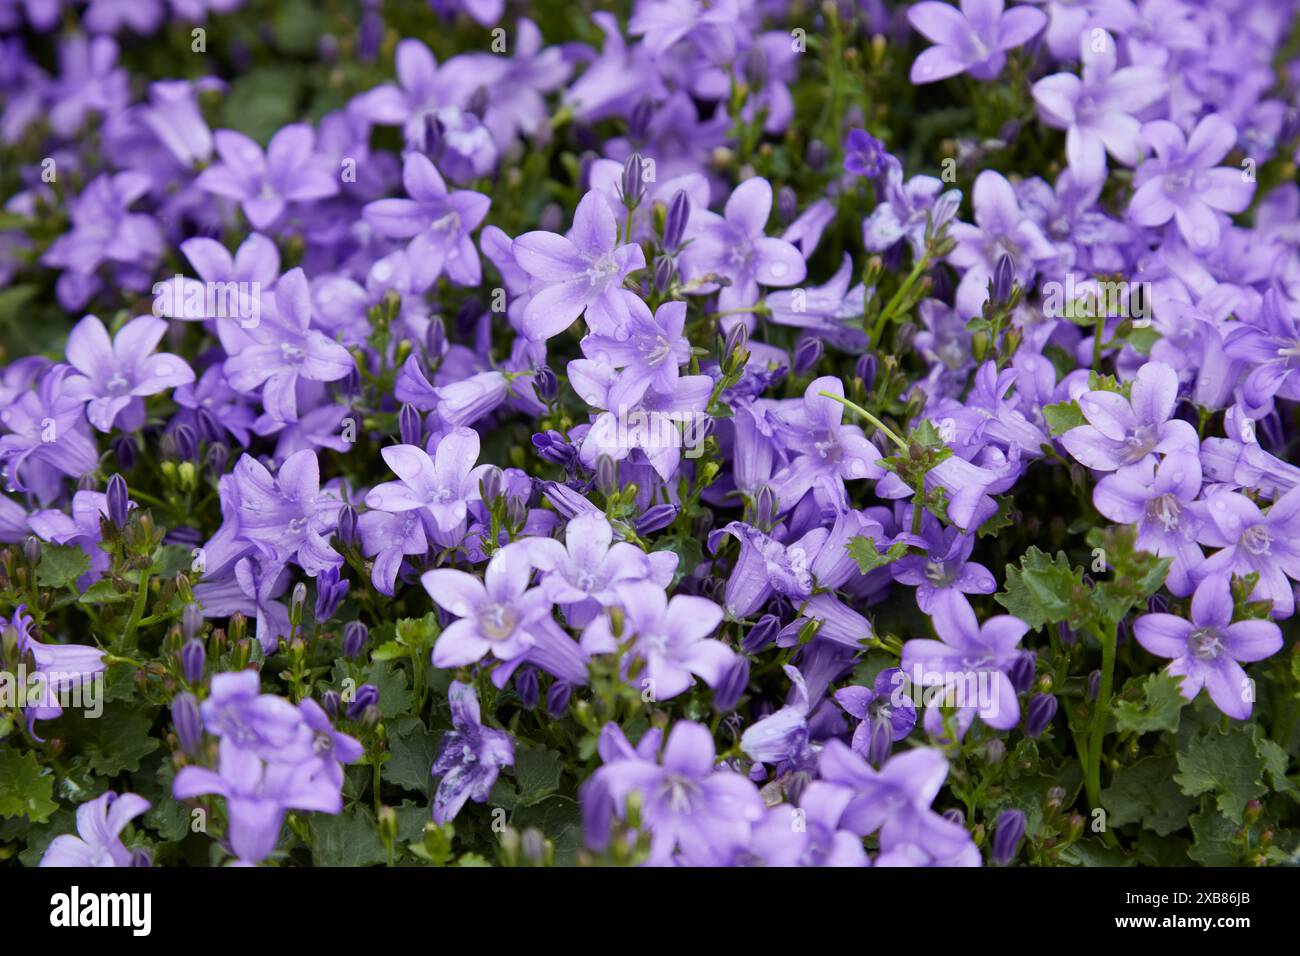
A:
181 638 205 685
507 495 528 527
1087 669 1102 700
547 680 572 717
106 474 129 529
712 656 749 712
479 464 504 503
663 189 690 251
621 153 644 209
130 848 152 867
195 407 223 444
792 336 824 376
172 423 197 461
314 567 349 622
596 455 618 497
744 44 768 86
425 317 447 359
942 807 965 827
182 602 204 641
322 689 341 717
532 430 577 467
723 322 748 365
347 683 379 720
515 666 539 709
1008 651 1036 695
991 809 1026 865
357 10 383 62
1147 592 1168 614
206 443 229 476
399 403 423 446
1025 694 1057 738
112 435 138 471
776 185 797 223
991 256 1014 306
754 485 777 529
291 582 307 618
343 620 369 659
1058 621 1076 645
653 254 675 293
867 717 894 767
806 140 829 170
336 505 359 548
855 353 877 391
540 200 566 233
628 98 654 143
534 366 558 404
742 614 780 654
171 692 203 756
635 503 678 535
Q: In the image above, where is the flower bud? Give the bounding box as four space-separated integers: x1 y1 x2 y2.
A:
653 254 674 293
776 185 797 223
990 253 1015 306
742 614 780 653
712 656 749 711
621 152 644 209
343 620 369 659
515 666 539 709
595 455 618 498
23 536 40 567
533 366 558 404
1008 651 1036 695
1025 693 1057 738
1086 669 1101 700
106 474 130 530
172 423 198 462
112 435 138 471
399 403 423 446
991 809 1026 865
635 504 678 536
547 680 572 717
322 690 340 717
181 638 205 685
347 683 379 720
792 336 824 376
426 316 447 359
866 717 893 767
662 189 690 251
336 505 359 549
171 692 203 757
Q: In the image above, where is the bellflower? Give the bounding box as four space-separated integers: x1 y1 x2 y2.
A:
1060 361 1198 472
431 680 515 824
907 0 1047 84
364 428 492 545
1193 485 1300 618
196 124 339 230
1134 575 1283 719
39 791 151 867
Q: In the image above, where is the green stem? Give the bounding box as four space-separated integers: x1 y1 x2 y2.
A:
817 391 907 451
1085 621 1119 845
869 251 930 349
117 570 151 652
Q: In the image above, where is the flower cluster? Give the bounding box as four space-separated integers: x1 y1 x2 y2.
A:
4 0 1299 869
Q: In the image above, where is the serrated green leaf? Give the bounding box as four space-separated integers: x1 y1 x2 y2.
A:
1174 728 1267 823
845 535 909 574
0 750 58 823
36 545 91 590
383 716 439 796
1187 808 1239 866
1044 400 1086 436
1113 672 1187 736
310 808 387 867
514 745 563 808
1102 757 1196 836
994 547 1086 631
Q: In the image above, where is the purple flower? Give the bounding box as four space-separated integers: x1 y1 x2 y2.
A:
1224 289 1300 409
747 786 869 867
582 720 764 866
196 124 339 230
140 79 214 169
740 664 815 770
907 0 1047 84
228 449 343 575
364 428 491 546
526 511 674 612
863 155 960 259
1093 449 1204 595
1193 484 1300 618
843 128 886 178
1134 575 1283 719
431 680 515 824
765 254 871 351
947 170 1055 317
39 791 150 867
200 670 314 763
767 376 884 514
421 542 553 668
819 742 978 865
512 190 646 341
2 603 105 727
581 583 737 701
62 314 194 432
1129 114 1255 254
680 177 806 323
173 738 343 865
1031 29 1166 187
222 267 354 423
900 592 1027 732
834 668 918 762
362 152 488 289
1060 361 1198 472
580 298 690 411
48 34 129 138
0 366 100 499
892 514 996 612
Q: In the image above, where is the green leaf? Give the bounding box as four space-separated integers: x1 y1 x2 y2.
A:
310 808 388 867
1113 672 1187 737
513 746 564 808
994 547 1088 631
54 702 161 777
512 796 583 866
1044 400 1086 436
1102 757 1196 836
333 659 413 719
79 578 134 605
1187 808 1240 866
383 716 440 796
1249 724 1298 802
35 545 91 590
0 750 58 823
1174 728 1267 823
846 535 909 574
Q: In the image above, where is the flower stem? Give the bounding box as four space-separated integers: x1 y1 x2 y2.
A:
817 391 907 452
